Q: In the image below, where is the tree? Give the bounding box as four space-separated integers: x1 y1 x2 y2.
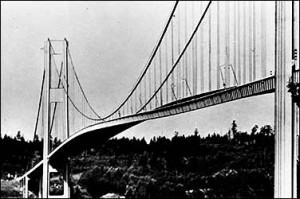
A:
15 131 24 142
33 134 39 142
251 125 259 136
231 120 237 136
260 125 273 136
174 131 179 137
194 128 199 137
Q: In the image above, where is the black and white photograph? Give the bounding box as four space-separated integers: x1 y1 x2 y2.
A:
1 1 299 198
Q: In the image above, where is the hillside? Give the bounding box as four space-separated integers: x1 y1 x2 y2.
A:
1 122 275 198
70 124 274 198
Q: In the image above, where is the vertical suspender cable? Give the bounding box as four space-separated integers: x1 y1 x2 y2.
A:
249 1 253 82
177 5 181 98
260 1 267 78
171 18 174 101
252 2 256 80
135 87 137 112
243 2 246 84
225 1 230 87
154 56 157 107
194 3 198 94
139 77 142 110
237 2 241 84
130 92 133 114
64 39 69 138
192 1 196 95
159 47 163 105
144 71 147 111
234 2 237 84
185 1 188 96
186 2 190 96
209 7 212 91
200 2 204 92
166 33 169 103
217 2 220 89
149 65 152 109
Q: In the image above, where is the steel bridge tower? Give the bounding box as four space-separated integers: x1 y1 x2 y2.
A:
274 1 299 198
41 38 71 198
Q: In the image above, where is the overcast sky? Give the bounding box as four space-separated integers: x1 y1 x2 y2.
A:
1 1 274 141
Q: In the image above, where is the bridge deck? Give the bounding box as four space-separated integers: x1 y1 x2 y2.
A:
20 75 282 179
21 70 300 179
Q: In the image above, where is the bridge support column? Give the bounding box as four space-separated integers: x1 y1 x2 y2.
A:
274 1 297 198
42 159 49 198
22 177 29 198
62 164 71 198
25 176 29 198
42 39 51 198
292 100 299 198
62 38 71 198
291 1 299 197
38 176 42 198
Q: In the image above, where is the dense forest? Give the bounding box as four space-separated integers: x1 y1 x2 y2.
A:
1 121 277 198
0 132 42 179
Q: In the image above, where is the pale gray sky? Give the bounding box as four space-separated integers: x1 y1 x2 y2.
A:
1 1 274 141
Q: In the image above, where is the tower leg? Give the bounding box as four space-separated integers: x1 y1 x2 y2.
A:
24 176 28 198
291 0 299 197
42 160 49 198
63 163 71 198
292 103 299 198
42 39 51 198
22 178 25 198
38 176 42 198
274 1 296 198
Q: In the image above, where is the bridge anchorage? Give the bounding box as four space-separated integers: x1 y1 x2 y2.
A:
17 1 298 198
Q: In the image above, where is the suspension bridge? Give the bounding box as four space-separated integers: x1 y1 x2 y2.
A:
17 1 299 198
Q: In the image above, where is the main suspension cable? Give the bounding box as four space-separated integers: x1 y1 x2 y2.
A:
67 49 103 119
102 1 179 120
33 69 45 141
49 43 103 121
137 1 212 113
49 62 64 135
